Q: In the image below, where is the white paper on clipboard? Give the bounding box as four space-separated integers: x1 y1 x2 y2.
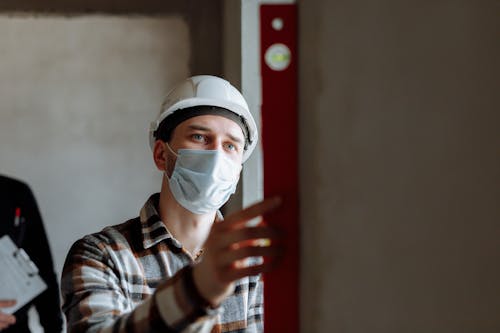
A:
0 235 47 314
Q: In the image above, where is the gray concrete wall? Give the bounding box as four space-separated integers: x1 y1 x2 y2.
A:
299 1 499 332
0 16 192 331
0 1 223 76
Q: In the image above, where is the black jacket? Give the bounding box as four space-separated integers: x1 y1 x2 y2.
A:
0 175 63 333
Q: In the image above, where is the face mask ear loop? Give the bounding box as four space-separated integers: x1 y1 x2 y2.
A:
165 142 179 157
164 142 179 181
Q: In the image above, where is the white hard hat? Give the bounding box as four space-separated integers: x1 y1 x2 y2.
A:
149 75 258 162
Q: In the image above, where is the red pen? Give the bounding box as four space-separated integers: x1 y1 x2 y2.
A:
14 207 21 227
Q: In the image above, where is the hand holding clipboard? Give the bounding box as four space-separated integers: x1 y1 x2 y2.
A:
0 236 47 315
0 300 17 330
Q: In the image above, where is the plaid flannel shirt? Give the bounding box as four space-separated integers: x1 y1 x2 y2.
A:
61 193 263 333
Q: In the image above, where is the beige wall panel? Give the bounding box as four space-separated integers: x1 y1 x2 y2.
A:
299 1 499 332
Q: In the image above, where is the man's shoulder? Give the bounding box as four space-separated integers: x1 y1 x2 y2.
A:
66 217 143 267
80 217 141 247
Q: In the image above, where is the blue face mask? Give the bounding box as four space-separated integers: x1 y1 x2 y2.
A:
166 144 242 214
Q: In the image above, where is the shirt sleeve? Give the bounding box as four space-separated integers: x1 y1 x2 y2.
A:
61 236 221 333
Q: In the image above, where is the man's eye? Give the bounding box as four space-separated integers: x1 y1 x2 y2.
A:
192 134 205 142
225 143 237 151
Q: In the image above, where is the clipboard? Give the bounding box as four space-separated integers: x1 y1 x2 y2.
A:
0 235 47 314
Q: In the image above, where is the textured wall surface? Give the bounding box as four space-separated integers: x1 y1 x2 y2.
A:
0 16 190 279
299 1 499 332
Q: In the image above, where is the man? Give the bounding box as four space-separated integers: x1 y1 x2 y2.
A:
0 175 63 332
61 75 283 332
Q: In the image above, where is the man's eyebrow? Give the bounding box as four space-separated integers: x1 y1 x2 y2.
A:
227 133 244 145
188 124 211 132
187 124 244 145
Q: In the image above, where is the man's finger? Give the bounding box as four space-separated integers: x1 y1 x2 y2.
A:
222 261 277 283
0 312 16 326
221 197 282 230
216 225 282 250
0 300 16 308
217 244 283 268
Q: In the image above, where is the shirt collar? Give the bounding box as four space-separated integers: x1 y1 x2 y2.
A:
140 193 179 249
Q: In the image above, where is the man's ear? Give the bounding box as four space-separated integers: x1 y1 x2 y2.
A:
153 140 167 171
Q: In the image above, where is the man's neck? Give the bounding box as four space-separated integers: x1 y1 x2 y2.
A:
158 178 216 259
